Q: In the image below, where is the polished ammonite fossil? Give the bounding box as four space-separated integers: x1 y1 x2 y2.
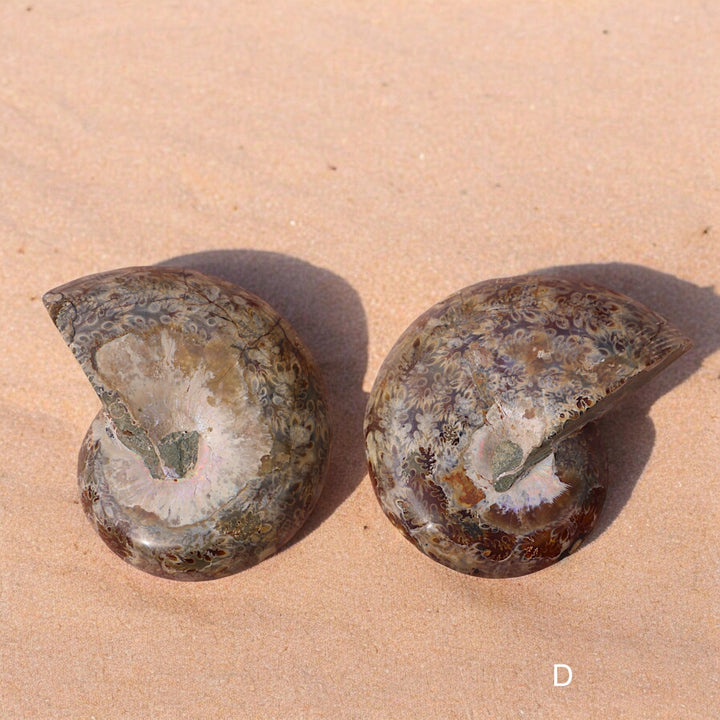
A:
364 275 691 577
44 267 330 580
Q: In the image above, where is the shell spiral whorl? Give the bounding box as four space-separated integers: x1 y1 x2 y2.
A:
44 267 330 580
364 275 691 577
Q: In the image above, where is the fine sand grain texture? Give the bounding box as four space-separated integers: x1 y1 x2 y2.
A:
1 2 718 718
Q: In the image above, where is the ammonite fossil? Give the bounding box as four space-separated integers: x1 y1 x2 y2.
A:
44 267 330 580
364 275 691 577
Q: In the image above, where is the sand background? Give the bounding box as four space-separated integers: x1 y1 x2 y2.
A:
1 1 718 717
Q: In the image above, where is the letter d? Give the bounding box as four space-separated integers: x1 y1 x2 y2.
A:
553 664 572 686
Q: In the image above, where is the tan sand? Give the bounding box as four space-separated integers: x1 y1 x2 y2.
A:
1 1 718 717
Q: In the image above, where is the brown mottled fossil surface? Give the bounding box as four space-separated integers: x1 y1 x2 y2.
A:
44 266 330 580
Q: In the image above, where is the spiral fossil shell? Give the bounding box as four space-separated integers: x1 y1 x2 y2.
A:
44 267 330 580
364 275 691 577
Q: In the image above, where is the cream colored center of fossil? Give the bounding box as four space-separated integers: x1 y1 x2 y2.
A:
464 401 568 511
93 328 272 527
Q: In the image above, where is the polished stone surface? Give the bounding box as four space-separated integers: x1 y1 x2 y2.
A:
44 267 330 580
365 275 691 577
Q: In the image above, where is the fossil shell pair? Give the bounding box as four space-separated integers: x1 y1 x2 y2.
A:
45 268 690 580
